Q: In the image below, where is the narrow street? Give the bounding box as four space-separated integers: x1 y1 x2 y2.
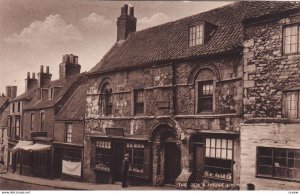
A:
0 178 57 190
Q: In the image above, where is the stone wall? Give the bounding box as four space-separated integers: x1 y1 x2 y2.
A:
243 13 300 118
240 122 300 190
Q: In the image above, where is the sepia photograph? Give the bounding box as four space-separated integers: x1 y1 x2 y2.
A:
0 0 300 192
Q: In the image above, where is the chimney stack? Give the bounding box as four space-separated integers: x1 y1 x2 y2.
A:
25 72 38 92
6 86 17 99
59 54 81 80
37 65 52 88
117 4 137 41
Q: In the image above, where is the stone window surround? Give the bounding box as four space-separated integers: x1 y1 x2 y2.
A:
99 82 113 116
132 89 145 116
283 23 300 55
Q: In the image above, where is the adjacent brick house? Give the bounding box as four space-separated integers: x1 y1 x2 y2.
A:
9 54 87 180
240 2 300 190
53 81 87 181
83 3 246 187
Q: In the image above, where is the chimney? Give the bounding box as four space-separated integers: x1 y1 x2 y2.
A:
25 72 38 92
117 4 137 41
37 65 52 88
59 54 81 80
6 86 17 99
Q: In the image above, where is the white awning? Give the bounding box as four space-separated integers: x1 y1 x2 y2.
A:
12 140 33 152
21 143 51 151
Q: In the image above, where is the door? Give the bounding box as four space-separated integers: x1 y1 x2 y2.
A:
164 142 181 185
194 143 204 182
112 142 124 182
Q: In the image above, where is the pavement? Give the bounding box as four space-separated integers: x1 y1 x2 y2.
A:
0 172 175 190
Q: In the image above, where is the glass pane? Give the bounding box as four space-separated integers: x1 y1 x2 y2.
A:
288 150 295 159
216 139 221 148
227 149 233 160
295 150 300 159
222 139 227 149
221 149 227 159
228 140 233 149
258 147 272 157
291 43 297 53
211 138 215 148
295 160 300 169
288 159 295 168
258 166 273 176
285 27 291 37
216 148 221 158
285 43 291 54
206 138 210 147
205 147 210 157
295 169 300 179
258 156 273 166
291 26 298 35
210 148 215 158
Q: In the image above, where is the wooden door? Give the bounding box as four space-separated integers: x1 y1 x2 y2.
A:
194 143 204 182
112 142 124 182
164 142 181 185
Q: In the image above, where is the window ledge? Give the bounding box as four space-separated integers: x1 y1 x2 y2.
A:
244 118 300 124
175 113 241 119
256 174 300 183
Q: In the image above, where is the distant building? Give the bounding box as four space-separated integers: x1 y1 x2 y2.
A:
0 92 10 166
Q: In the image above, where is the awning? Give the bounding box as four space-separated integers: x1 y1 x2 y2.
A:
11 140 33 152
21 143 51 151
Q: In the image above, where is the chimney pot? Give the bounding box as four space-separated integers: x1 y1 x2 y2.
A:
32 73 36 79
27 72 30 79
46 66 49 74
129 6 134 16
124 4 128 15
70 54 74 64
40 65 44 73
121 7 125 15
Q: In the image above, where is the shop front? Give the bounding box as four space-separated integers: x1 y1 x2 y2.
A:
92 135 152 185
190 131 239 187
52 143 83 181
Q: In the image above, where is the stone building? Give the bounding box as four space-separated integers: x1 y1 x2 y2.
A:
240 2 300 190
83 3 246 187
9 54 87 180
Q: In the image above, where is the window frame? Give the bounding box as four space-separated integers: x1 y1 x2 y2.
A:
100 83 113 116
282 90 300 119
125 143 145 175
30 113 35 130
15 116 20 138
197 80 214 113
40 111 45 131
94 140 112 172
65 123 72 143
189 23 205 47
256 146 300 182
283 24 300 55
134 89 145 115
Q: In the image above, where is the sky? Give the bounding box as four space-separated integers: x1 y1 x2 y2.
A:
0 0 232 95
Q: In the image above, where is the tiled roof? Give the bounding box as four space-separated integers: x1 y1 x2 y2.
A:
243 1 300 22
90 1 299 75
24 74 85 110
55 83 87 121
10 86 37 102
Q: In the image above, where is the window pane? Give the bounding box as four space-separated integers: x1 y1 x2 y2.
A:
216 148 221 158
205 147 210 157
211 138 215 148
258 156 273 166
228 140 233 149
210 148 215 158
227 149 232 160
258 166 273 176
222 139 227 149
221 149 227 159
216 139 221 148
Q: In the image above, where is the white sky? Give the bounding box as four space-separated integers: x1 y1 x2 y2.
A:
0 0 232 95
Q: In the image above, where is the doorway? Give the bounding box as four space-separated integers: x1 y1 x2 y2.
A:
112 142 124 182
164 142 181 185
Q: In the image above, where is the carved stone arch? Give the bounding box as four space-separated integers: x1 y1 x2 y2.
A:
188 61 221 85
149 122 179 142
98 77 113 92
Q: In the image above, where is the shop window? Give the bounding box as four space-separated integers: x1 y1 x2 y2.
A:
257 147 300 181
63 149 81 162
35 151 47 167
204 138 234 182
198 81 213 112
100 83 113 116
134 90 144 115
15 117 20 138
125 143 145 174
189 24 204 46
65 123 72 143
283 91 300 119
30 113 34 130
95 141 111 172
283 24 300 55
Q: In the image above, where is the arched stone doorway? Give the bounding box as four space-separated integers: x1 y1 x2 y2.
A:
150 124 181 185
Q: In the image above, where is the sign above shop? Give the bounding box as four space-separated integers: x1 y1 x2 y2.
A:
105 128 124 137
